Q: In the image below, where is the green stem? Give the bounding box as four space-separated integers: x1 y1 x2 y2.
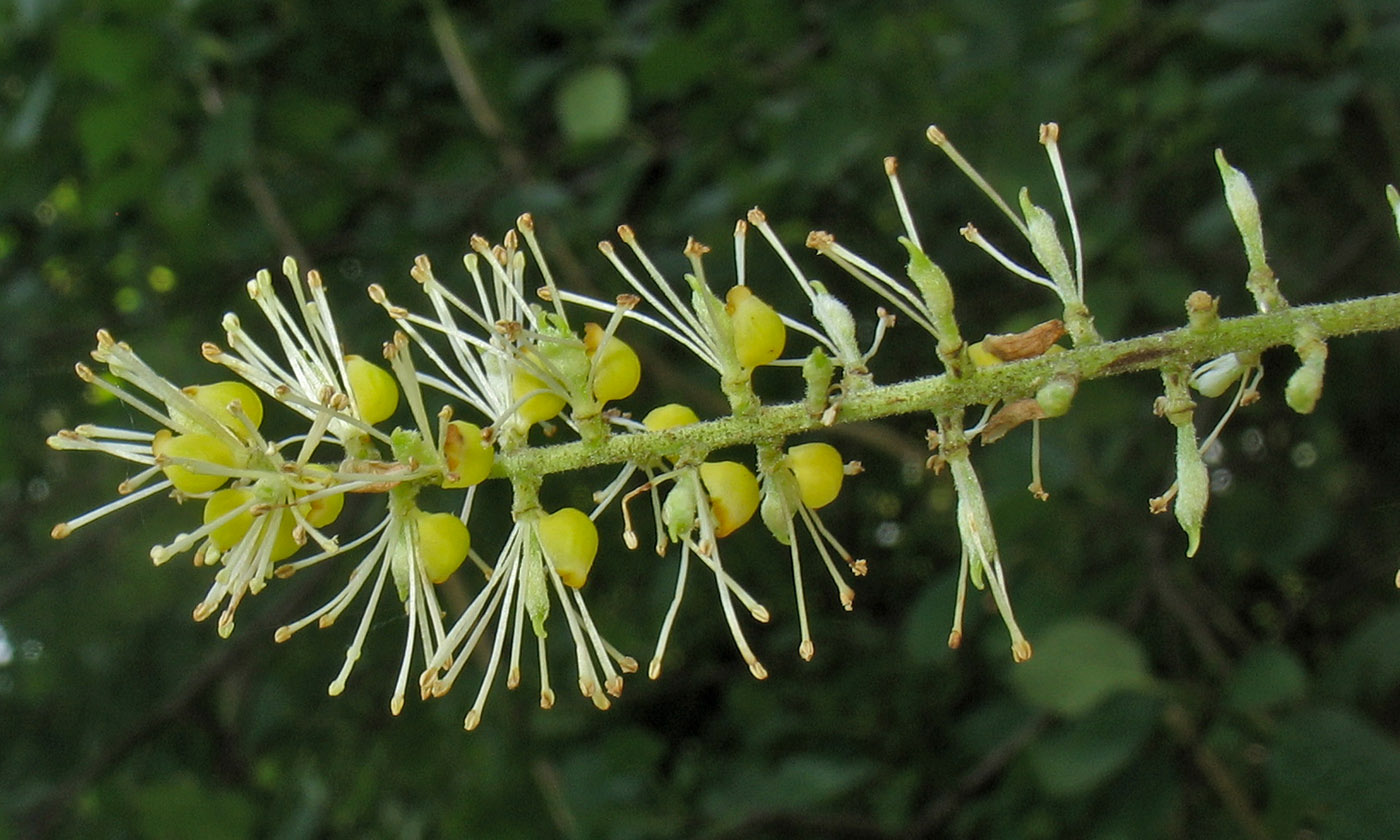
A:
500 291 1400 479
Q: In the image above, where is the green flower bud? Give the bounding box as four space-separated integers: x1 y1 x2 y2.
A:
661 481 699 542
760 484 793 546
802 347 834 418
810 285 861 366
1019 188 1075 295
900 237 955 336
1285 358 1325 415
1034 375 1078 418
1174 422 1209 558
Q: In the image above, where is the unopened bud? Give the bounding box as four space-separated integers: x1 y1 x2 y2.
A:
802 347 834 418
1035 375 1078 418
900 237 956 339
1189 354 1246 399
1019 188 1075 296
1174 422 1209 558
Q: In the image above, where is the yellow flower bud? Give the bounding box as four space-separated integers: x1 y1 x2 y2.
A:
537 507 598 589
203 487 255 551
785 442 844 510
180 381 264 436
584 323 641 403
442 420 494 488
725 285 786 369
643 403 700 430
699 461 760 537
346 354 399 425
413 509 471 584
152 429 235 494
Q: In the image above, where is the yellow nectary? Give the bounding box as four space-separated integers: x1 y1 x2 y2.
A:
699 460 760 537
511 365 568 428
441 420 494 488
296 464 345 528
346 354 399 424
643 403 700 430
725 285 786 369
785 442 844 510
267 510 302 561
584 323 641 403
537 507 599 589
413 509 471 584
203 487 256 551
152 429 236 494
181 381 265 436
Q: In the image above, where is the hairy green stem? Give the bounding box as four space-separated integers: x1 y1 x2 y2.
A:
499 291 1400 480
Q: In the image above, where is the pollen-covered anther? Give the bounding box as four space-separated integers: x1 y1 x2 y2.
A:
926 124 948 145
683 236 710 258
805 230 835 252
884 156 899 176
1039 122 1060 144
746 207 767 225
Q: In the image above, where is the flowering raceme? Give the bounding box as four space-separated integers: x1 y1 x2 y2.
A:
48 123 1390 728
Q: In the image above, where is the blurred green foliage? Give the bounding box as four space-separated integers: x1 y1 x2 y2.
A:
4 0 1400 838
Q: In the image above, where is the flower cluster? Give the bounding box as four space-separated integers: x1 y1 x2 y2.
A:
48 123 1328 727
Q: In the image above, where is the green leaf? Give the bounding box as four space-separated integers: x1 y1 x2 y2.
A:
1010 617 1153 717
1269 707 1400 838
701 754 879 828
555 64 629 144
132 776 256 840
1027 693 1160 797
1319 604 1400 704
1225 644 1308 711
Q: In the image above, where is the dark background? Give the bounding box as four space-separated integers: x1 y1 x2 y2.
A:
5 1 1400 837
